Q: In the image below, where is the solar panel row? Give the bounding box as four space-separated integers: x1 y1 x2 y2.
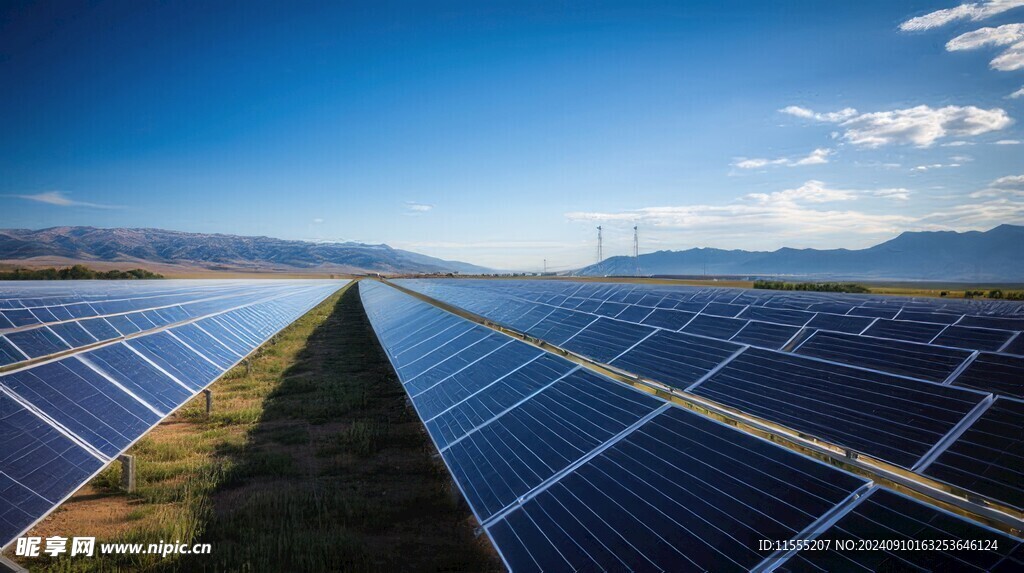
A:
0 281 335 368
0 280 344 547
361 280 1021 572
393 278 1024 513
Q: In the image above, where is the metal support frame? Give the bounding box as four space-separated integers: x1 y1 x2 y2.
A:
119 454 136 493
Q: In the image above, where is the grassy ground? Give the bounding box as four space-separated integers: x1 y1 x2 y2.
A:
6 282 499 572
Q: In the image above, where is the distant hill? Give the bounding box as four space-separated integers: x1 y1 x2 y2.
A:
577 225 1024 282
0 227 491 275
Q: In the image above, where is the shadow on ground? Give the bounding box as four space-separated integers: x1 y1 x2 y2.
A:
171 283 500 572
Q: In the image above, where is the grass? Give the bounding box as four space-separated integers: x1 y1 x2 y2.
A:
8 282 498 572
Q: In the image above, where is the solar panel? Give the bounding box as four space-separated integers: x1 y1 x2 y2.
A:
951 353 1024 399
795 330 971 382
488 406 869 573
0 279 346 548
690 348 988 468
609 329 741 388
923 397 1024 510
776 488 1023 572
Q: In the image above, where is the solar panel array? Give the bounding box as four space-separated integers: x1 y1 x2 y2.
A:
394 279 1024 514
0 279 345 547
362 280 1023 572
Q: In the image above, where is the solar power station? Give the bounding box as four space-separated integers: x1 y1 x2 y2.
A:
0 280 345 548
362 279 1023 572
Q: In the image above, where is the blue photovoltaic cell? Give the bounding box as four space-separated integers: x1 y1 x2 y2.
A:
610 330 740 389
425 354 575 450
846 307 899 319
80 344 192 414
806 312 873 334
681 314 747 339
194 319 253 356
932 325 1015 352
0 393 103 544
702 302 745 317
0 358 160 457
30 308 58 324
502 305 557 331
956 315 1024 331
894 310 963 324
594 301 628 317
796 330 970 382
47 322 97 349
924 397 1024 509
4 327 70 358
128 332 223 391
405 333 511 397
126 313 157 331
729 321 799 350
526 309 597 346
951 353 1024 399
0 312 14 329
389 317 477 366
0 337 25 366
412 342 541 421
613 305 655 324
561 318 656 363
737 306 813 326
1 309 38 328
442 369 661 521
78 317 122 342
396 325 488 383
862 318 947 344
1003 333 1024 355
168 323 242 369
488 406 868 573
640 309 696 331
104 314 142 336
778 489 1023 572
691 348 986 468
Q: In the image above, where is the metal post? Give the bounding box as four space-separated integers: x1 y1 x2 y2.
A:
204 389 212 415
0 556 29 573
119 454 136 493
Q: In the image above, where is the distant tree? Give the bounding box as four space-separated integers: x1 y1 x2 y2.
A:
988 289 1004 299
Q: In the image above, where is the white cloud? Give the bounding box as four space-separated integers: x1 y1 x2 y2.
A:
993 174 1024 187
566 180 918 245
900 1 1024 31
733 148 832 169
744 180 858 204
913 163 962 171
783 104 1013 147
969 174 1024 197
994 138 1021 143
4 191 122 209
779 106 858 122
947 23 1024 71
312 218 324 224
940 140 976 146
1009 86 1024 98
404 201 434 213
566 178 1021 250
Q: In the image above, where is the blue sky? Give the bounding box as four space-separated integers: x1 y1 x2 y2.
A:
1 0 1023 270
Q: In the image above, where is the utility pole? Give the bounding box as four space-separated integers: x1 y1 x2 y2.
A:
596 226 603 264
543 259 547 274
632 225 640 277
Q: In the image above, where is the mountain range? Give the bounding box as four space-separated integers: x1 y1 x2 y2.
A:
577 225 1024 282
0 227 490 275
